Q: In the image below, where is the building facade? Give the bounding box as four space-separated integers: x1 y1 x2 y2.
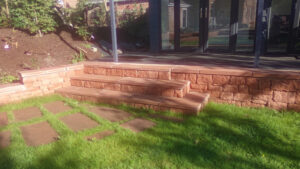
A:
149 0 300 55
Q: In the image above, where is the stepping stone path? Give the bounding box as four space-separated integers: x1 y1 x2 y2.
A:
13 107 42 122
60 113 99 132
0 112 8 127
21 122 58 146
44 101 72 114
121 118 156 133
89 106 132 122
86 130 115 141
0 131 11 148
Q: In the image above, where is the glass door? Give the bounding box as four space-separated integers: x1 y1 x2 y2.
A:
267 0 293 52
207 0 232 51
179 0 200 49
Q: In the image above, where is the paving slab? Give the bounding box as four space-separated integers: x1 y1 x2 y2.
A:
0 112 8 127
89 106 132 122
0 131 11 148
60 113 99 132
120 118 156 133
21 122 58 146
13 107 42 122
44 101 72 114
86 130 115 141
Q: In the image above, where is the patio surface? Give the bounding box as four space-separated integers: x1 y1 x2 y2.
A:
97 52 300 71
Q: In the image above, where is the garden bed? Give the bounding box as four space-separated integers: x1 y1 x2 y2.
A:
0 28 100 84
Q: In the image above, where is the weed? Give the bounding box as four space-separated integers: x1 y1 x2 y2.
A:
0 72 19 84
72 51 86 64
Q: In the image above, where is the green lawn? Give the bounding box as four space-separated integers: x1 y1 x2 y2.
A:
0 95 299 169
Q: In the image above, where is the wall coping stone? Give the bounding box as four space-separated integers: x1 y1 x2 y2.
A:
0 83 26 94
19 63 84 78
84 61 300 79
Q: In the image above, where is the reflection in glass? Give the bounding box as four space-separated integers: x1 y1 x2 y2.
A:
208 0 231 50
293 1 300 52
161 0 175 50
236 0 257 52
267 0 292 52
179 0 199 48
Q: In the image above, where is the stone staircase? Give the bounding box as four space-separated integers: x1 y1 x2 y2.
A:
56 62 210 115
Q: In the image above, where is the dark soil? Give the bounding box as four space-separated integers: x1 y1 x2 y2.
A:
0 28 101 78
21 122 59 146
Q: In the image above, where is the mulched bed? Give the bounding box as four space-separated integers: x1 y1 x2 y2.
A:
43 101 72 114
60 113 99 132
21 122 59 146
13 107 42 122
0 28 101 80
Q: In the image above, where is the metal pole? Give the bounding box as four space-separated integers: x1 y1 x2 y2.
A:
254 0 265 67
109 0 118 62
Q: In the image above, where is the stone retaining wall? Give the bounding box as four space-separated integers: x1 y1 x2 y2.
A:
0 64 83 105
0 61 299 112
170 66 300 111
84 62 300 112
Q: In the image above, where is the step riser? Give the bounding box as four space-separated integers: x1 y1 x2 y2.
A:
59 92 199 115
85 66 171 80
70 79 187 98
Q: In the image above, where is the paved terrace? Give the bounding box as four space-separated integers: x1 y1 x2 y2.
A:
98 52 300 71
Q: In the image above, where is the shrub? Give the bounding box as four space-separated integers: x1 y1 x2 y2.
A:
9 0 58 36
0 0 10 27
118 5 149 45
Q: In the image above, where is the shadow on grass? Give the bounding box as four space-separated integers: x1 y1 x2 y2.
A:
119 104 300 169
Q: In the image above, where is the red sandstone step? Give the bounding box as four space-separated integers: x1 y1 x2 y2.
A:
70 74 190 98
56 87 210 115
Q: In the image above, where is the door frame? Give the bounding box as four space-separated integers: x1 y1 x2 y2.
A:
174 0 242 53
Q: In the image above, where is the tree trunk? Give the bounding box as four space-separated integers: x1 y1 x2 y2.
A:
5 0 10 18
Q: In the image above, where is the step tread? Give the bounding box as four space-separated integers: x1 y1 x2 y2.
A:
71 74 188 89
56 86 209 112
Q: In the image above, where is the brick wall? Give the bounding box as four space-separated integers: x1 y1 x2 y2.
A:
170 66 300 111
0 61 299 112
0 63 84 105
84 62 300 112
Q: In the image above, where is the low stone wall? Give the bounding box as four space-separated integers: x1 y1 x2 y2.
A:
0 64 83 105
84 62 300 112
0 61 299 112
170 66 300 111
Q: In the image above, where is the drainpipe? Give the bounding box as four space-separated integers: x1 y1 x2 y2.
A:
109 0 118 62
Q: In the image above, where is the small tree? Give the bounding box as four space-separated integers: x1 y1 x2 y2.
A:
10 0 58 36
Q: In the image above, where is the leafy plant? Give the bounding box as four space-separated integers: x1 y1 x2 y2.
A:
0 73 19 84
72 51 86 64
9 0 58 36
76 26 91 41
